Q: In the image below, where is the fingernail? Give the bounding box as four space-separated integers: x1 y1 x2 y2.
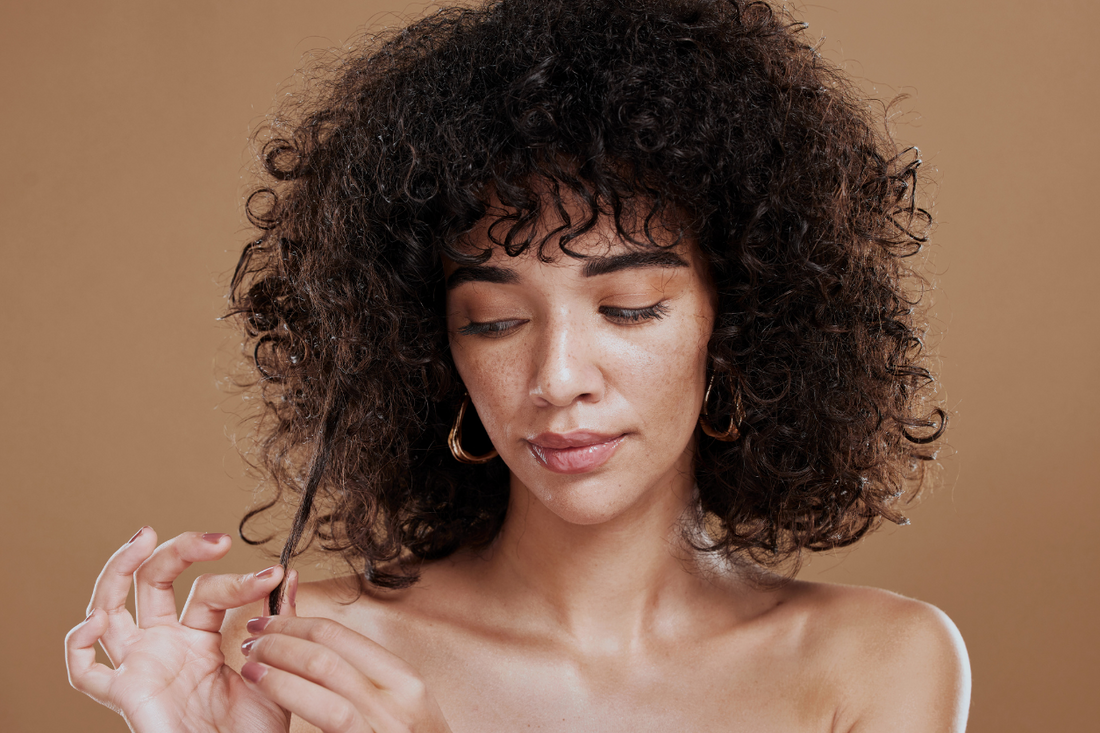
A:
126 527 146 545
241 637 258 656
84 609 96 622
254 565 280 579
246 616 272 633
241 662 267 683
201 532 228 543
288 579 297 608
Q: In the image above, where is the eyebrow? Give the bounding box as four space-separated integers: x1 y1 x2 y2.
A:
581 249 688 277
445 264 521 290
445 250 688 290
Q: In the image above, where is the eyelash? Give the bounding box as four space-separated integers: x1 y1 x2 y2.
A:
458 302 669 337
458 320 525 337
600 302 670 323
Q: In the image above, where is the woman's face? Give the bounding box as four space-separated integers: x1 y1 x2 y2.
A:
445 207 716 526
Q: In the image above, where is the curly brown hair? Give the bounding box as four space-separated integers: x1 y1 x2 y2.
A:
229 0 944 603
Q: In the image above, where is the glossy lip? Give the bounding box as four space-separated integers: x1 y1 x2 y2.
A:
526 431 626 474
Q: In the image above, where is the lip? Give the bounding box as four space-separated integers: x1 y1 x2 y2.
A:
526 431 626 474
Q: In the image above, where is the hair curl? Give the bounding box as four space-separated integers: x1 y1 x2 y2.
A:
228 0 945 600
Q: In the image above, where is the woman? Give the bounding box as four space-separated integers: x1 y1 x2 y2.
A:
66 0 970 730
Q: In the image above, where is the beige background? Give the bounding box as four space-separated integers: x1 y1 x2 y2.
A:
2 1 1096 730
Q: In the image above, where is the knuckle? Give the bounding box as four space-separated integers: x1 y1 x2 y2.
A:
395 677 431 714
133 561 167 588
401 675 428 701
64 622 85 645
328 702 359 732
188 573 226 606
307 619 343 645
302 649 340 680
191 572 214 592
134 559 174 591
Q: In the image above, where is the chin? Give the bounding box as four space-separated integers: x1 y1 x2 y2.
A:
505 442 695 527
543 499 626 526
522 473 651 527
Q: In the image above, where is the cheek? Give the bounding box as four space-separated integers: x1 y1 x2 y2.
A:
615 309 712 425
448 338 527 438
449 338 499 394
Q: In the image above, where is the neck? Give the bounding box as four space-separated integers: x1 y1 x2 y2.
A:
476 463 719 652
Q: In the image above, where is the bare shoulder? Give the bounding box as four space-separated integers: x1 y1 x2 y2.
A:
785 581 971 732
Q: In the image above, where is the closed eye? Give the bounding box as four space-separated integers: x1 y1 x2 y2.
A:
457 319 526 337
599 302 670 324
457 302 668 336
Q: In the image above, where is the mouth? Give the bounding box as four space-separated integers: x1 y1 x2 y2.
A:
526 431 626 475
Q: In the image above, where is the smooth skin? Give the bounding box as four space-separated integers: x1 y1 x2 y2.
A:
66 528 292 731
68 207 970 732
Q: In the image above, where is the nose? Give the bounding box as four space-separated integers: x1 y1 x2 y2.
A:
529 314 604 407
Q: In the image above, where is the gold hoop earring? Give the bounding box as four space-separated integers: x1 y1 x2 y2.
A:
448 393 499 464
699 374 743 442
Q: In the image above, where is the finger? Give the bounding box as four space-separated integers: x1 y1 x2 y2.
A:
87 526 156 616
244 631 377 708
133 531 232 628
280 569 299 618
241 661 382 733
178 565 284 633
65 609 116 703
86 526 158 662
246 616 415 692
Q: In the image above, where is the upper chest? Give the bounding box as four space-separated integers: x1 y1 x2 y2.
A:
342 607 841 733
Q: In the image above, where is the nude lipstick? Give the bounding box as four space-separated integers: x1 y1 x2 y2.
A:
526 431 625 474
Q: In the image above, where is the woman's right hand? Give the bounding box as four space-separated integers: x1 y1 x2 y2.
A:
65 527 295 733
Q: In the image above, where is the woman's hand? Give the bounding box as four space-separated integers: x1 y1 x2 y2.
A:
238 615 453 733
65 527 295 733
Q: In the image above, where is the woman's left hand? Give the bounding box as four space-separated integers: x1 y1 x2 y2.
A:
239 615 452 733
